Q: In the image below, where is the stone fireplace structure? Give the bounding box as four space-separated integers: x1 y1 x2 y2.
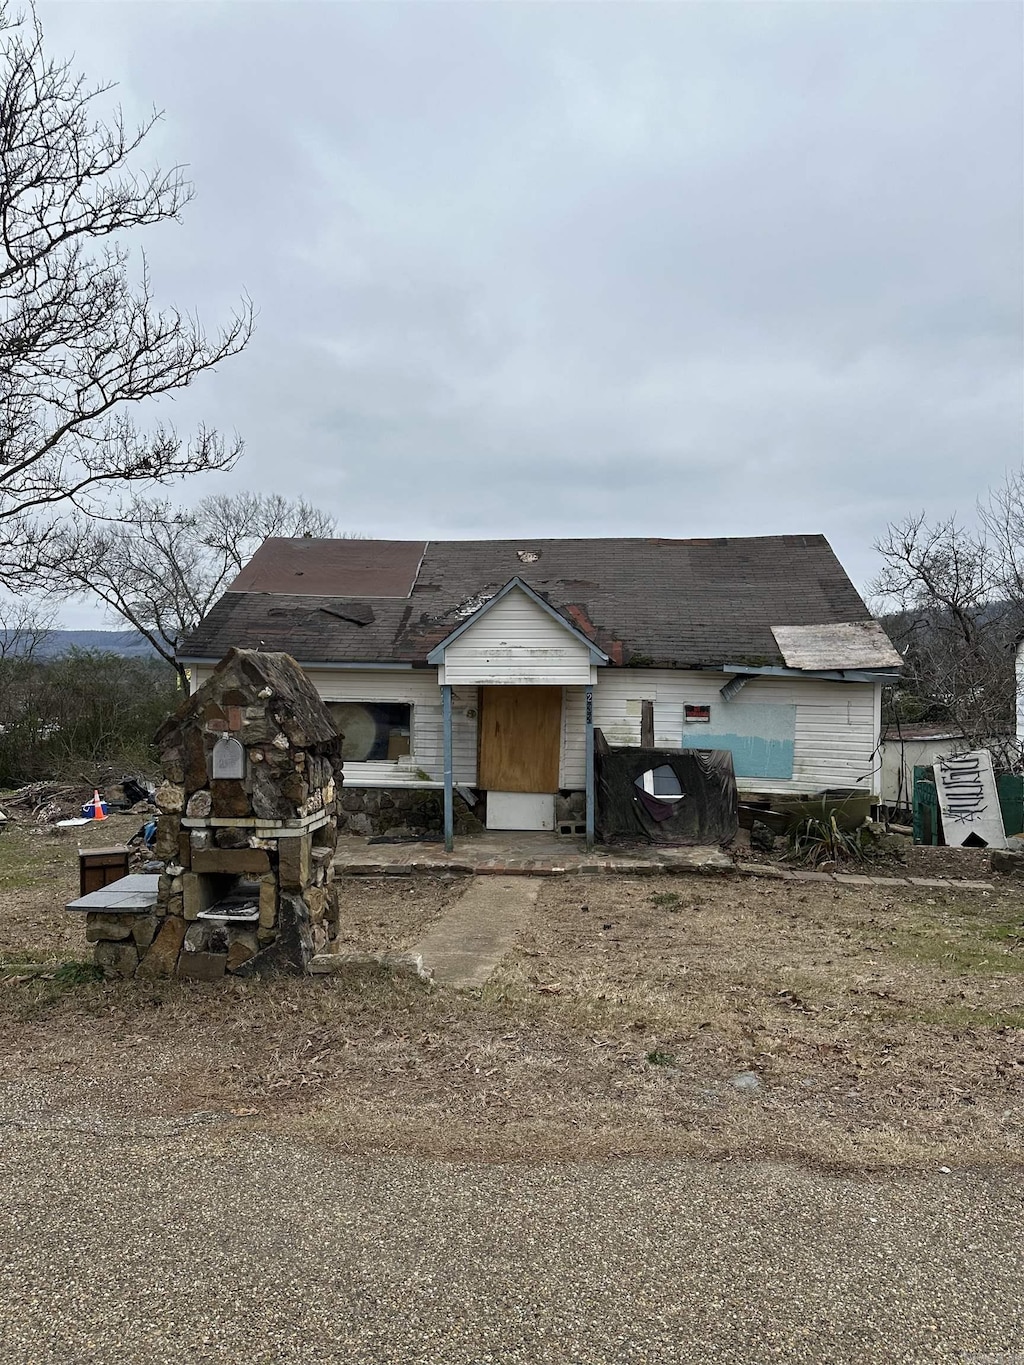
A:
83 648 344 979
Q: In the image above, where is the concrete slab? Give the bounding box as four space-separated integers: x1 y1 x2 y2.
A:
409 876 541 988
334 833 737 880
66 875 161 913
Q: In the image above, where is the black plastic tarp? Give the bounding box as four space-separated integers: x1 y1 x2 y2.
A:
595 736 738 845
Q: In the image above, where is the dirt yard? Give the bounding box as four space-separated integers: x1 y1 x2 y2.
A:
1 813 1022 1172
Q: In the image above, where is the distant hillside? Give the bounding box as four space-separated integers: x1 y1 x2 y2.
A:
3 629 158 658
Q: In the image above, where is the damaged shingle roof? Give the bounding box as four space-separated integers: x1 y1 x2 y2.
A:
179 535 881 670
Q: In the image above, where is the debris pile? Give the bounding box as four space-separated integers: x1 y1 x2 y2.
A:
0 775 158 827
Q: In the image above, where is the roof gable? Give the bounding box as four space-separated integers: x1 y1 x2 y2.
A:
425 578 609 665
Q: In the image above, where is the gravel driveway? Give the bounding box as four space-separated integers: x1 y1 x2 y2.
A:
2 1119 1021 1364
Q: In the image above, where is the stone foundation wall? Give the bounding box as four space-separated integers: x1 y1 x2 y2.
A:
336 786 483 837
335 787 586 837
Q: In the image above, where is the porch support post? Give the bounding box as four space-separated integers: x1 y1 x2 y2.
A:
442 683 454 852
585 685 595 851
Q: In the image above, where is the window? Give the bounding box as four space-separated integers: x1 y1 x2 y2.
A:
327 702 412 761
635 764 684 802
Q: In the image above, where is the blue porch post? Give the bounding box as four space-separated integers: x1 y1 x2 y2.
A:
442 683 454 852
585 685 595 851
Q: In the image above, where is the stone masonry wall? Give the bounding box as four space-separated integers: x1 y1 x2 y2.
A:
336 787 483 838
86 649 343 980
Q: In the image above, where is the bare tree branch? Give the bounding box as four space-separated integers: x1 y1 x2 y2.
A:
34 494 342 683
872 473 1024 750
0 4 254 586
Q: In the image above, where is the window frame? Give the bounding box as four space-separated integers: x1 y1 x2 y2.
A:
325 699 414 764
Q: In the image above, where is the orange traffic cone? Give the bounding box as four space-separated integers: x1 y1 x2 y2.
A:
90 790 107 820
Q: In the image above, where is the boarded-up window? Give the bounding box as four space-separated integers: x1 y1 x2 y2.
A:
682 702 796 780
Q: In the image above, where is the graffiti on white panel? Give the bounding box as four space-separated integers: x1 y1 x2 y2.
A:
933 750 1007 849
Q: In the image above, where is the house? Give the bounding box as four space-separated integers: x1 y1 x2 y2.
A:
178 535 902 847
879 724 966 813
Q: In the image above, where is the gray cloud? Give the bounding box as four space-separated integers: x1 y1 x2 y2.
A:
40 0 1024 626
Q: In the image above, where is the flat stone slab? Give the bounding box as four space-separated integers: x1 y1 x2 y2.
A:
310 950 428 980
409 876 541 989
66 875 161 914
734 862 793 879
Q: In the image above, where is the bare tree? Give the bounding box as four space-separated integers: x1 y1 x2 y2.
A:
37 494 338 682
0 594 53 661
872 471 1024 753
0 5 254 585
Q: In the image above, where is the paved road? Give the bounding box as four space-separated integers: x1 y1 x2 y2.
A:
1 1119 1021 1364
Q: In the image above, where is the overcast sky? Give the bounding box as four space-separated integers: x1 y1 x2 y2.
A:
37 0 1024 627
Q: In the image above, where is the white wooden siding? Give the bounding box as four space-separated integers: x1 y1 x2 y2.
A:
440 588 594 686
192 662 880 796
302 669 478 786
568 670 881 796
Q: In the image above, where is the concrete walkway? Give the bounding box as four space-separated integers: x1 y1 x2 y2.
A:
409 876 540 987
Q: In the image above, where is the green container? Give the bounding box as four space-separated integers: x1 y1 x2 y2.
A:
774 787 874 832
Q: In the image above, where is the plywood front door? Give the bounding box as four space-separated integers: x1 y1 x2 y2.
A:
478 686 562 793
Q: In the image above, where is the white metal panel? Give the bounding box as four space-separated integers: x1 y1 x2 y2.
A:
934 750 1007 848
442 587 594 686
486 791 555 831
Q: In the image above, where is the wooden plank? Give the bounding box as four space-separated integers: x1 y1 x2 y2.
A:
640 699 655 749
478 686 562 793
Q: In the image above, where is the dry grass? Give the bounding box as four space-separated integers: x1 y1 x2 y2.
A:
1 821 1022 1171
0 812 148 963
332 875 463 951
